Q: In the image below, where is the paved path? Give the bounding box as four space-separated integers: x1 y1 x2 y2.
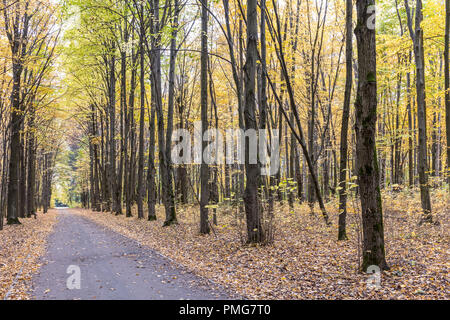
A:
32 210 232 300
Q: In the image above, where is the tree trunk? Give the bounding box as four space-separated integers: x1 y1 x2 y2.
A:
406 52 414 187
354 0 388 271
27 109 36 217
163 0 179 225
338 0 353 241
117 18 129 216
126 49 137 217
109 44 121 215
200 0 210 234
445 0 450 189
244 0 264 243
7 61 23 225
19 124 26 218
405 0 433 223
137 4 146 220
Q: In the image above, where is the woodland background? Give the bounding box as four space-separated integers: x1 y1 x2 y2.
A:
0 0 448 298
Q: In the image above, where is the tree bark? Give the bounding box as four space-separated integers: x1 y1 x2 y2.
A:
109 43 121 215
137 3 146 220
405 0 433 223
200 0 210 234
163 0 179 225
354 0 388 271
445 0 450 189
244 0 264 243
338 0 353 241
26 108 36 218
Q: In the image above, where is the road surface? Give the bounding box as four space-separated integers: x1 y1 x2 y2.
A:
32 210 233 300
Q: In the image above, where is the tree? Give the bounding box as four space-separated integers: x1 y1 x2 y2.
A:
405 0 433 224
149 0 177 226
200 0 210 235
164 0 180 224
137 1 146 220
244 0 264 243
354 0 388 271
445 0 450 189
3 0 32 225
338 0 353 241
3 0 59 224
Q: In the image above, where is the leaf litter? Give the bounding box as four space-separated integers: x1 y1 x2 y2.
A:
0 210 58 300
72 190 449 300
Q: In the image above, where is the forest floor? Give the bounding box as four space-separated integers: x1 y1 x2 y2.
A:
1 190 448 300
0 210 58 300
73 189 449 300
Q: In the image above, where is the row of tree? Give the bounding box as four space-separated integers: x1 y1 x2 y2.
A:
0 0 62 230
1 0 448 272
64 0 449 271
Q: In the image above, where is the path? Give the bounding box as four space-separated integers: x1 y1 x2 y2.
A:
32 209 232 300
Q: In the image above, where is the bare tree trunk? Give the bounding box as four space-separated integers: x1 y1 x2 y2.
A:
259 0 270 212
176 96 189 204
126 50 137 217
137 3 146 220
4 2 32 225
147 96 157 221
124 24 137 218
7 56 23 225
199 0 210 234
117 17 129 216
405 0 433 223
407 52 414 187
355 0 388 271
148 0 176 226
109 43 121 215
287 0 301 208
27 108 36 218
146 5 157 221
445 0 450 189
19 123 26 218
163 0 179 225
42 152 49 214
93 106 102 211
244 0 264 243
338 0 353 241
394 62 402 185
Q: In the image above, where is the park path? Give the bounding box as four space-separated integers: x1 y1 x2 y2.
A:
32 209 232 300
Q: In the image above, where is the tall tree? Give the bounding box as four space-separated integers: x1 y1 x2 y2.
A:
338 0 353 241
150 0 177 226
244 0 264 243
26 107 36 218
163 0 179 225
137 2 146 220
445 0 450 189
354 0 388 271
109 41 121 215
199 0 210 235
405 0 433 224
3 0 31 225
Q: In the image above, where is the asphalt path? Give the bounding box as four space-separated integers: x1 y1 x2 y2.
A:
32 210 232 300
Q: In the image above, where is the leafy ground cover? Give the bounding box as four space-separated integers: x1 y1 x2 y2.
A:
72 190 449 300
0 210 58 300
